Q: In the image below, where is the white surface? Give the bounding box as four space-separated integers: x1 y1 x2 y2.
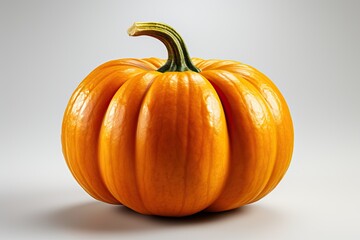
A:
1 0 360 239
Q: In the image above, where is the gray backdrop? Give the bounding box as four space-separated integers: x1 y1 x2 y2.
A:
1 0 359 239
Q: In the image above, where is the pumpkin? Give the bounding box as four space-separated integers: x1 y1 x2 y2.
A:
61 22 294 217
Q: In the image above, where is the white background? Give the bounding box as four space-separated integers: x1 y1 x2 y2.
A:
1 0 359 239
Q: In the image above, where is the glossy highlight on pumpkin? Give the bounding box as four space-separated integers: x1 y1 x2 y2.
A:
61 22 294 217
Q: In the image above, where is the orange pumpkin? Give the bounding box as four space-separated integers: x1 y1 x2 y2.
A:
61 22 294 217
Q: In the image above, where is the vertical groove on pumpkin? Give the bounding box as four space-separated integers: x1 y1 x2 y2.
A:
66 67 125 204
233 65 293 203
127 67 160 214
180 72 230 214
91 70 148 204
99 71 159 214
201 79 233 211
202 78 212 208
68 62 154 204
226 71 276 206
177 73 190 216
184 73 191 213
134 74 167 215
231 71 278 204
223 63 293 201
200 76 210 212
204 81 231 210
200 69 277 211
235 72 278 205
98 76 147 205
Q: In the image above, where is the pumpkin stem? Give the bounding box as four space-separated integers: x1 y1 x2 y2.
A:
128 22 200 73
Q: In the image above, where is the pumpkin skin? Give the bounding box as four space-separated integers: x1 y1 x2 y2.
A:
61 23 294 217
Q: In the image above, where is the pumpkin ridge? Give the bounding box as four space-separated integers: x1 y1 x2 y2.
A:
189 72 229 214
232 71 280 203
63 68 129 203
216 69 279 205
176 72 190 216
132 73 159 214
75 70 143 201
201 77 212 208
189 73 230 213
132 73 165 215
97 77 143 204
99 72 159 214
225 71 277 206
236 75 278 204
200 70 277 211
224 65 293 202
138 75 164 214
66 66 147 203
200 74 232 211
199 78 232 210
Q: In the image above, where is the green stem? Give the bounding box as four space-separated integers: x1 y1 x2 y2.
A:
128 22 200 73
